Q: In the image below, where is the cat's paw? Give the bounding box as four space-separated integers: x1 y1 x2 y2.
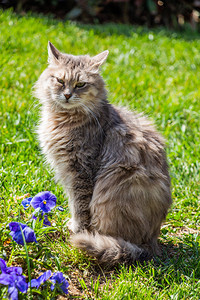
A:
67 218 79 233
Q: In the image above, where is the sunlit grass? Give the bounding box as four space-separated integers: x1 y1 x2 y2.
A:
0 9 199 299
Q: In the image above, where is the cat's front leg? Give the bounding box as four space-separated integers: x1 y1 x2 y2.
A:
68 211 91 233
72 200 92 232
69 187 93 233
67 218 80 233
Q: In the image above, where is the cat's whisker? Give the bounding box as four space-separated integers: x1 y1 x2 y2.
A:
28 99 41 112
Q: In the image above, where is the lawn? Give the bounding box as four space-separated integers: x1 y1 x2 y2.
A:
0 8 200 299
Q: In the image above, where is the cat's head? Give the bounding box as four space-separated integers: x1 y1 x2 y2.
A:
34 42 109 112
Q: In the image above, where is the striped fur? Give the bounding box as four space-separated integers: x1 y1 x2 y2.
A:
35 42 172 265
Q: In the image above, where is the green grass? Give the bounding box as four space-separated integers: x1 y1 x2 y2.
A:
0 8 200 299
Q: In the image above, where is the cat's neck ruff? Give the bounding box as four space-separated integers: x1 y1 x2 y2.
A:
41 103 98 129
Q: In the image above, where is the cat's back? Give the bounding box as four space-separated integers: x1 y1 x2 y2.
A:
113 105 165 145
102 105 166 167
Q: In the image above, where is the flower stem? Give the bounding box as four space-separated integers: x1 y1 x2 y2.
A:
7 247 14 266
20 225 33 299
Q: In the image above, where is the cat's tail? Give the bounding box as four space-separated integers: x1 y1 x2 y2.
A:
71 231 150 265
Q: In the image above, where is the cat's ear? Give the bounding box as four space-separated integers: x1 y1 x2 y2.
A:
48 41 61 64
90 50 109 73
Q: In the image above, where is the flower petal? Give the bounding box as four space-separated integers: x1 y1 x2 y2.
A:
50 272 64 284
50 272 69 294
37 270 52 285
46 199 56 210
9 231 24 245
16 277 28 293
9 224 37 245
39 201 50 213
21 198 32 210
0 258 7 273
56 206 64 211
8 285 18 300
31 213 37 220
28 278 40 288
60 281 69 294
30 195 43 209
0 273 13 285
23 227 37 244
9 222 26 232
40 191 56 202
47 192 57 204
29 270 51 288
36 191 49 201
7 267 23 276
31 192 56 212
43 215 51 227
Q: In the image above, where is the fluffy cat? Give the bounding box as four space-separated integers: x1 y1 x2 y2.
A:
35 42 172 265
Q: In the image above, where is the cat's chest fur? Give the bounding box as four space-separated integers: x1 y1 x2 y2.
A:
38 109 103 188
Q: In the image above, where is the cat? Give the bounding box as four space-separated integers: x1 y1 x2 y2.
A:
34 41 172 265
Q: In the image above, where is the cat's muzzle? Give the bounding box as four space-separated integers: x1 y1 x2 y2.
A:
64 93 72 102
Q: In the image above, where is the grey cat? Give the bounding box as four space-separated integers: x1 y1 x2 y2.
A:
35 42 172 265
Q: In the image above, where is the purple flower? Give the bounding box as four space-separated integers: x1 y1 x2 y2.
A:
32 212 51 227
0 258 8 273
9 222 37 245
0 258 22 276
30 191 56 213
0 258 28 300
50 272 69 294
43 215 51 227
29 270 52 288
21 197 32 210
56 206 64 212
32 213 37 220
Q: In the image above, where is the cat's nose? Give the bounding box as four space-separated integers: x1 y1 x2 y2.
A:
64 93 72 101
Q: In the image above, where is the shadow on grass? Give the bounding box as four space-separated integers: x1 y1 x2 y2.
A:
70 235 200 297
6 9 200 41
66 234 199 299
77 22 200 41
156 237 200 277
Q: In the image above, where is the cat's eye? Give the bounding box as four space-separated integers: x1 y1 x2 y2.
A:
75 82 86 88
57 78 65 85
